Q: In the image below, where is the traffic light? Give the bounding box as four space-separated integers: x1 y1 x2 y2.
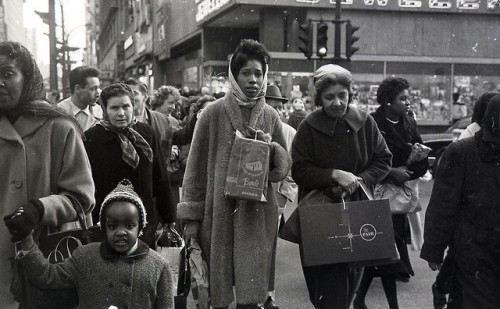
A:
298 21 313 59
346 21 360 59
316 22 328 59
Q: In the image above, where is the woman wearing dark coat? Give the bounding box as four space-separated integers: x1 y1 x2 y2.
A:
353 77 429 309
421 94 500 309
84 83 175 248
291 64 392 309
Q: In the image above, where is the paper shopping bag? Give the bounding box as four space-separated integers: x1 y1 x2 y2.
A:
225 130 270 202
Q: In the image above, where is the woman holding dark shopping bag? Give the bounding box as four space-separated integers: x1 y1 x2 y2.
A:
0 41 95 308
353 77 429 309
291 64 392 309
178 39 291 309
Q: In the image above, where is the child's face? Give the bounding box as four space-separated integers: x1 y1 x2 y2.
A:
104 201 140 253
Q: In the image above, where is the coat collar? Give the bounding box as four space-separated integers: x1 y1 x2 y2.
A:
100 239 150 262
0 114 48 143
305 105 367 136
223 93 266 132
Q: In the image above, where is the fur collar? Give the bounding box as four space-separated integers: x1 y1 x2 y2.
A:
305 105 368 136
223 93 266 132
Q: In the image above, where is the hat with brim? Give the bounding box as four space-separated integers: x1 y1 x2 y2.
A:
265 85 288 102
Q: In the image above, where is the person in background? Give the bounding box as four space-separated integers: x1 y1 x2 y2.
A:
151 85 181 131
291 64 392 309
451 92 467 124
421 94 500 309
287 97 307 130
84 83 175 248
58 66 102 132
354 77 429 309
429 90 499 309
46 89 60 105
178 39 291 309
0 41 95 308
6 179 174 309
458 91 499 140
264 84 297 309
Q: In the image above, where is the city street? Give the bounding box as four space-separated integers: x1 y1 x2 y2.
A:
185 178 437 309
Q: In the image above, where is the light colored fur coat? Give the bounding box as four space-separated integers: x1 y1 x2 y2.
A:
178 94 291 307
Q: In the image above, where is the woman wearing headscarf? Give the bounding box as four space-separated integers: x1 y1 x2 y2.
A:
353 77 429 309
421 94 500 309
0 41 95 308
458 91 499 140
178 39 290 308
291 64 392 309
83 83 175 248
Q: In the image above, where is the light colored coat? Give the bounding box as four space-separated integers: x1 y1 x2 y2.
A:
178 94 291 307
0 115 95 308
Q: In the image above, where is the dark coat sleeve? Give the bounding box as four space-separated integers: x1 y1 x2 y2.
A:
149 126 176 223
420 141 466 264
172 115 197 146
358 116 392 187
291 122 334 190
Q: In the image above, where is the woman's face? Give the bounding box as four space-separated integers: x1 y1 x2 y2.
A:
0 56 24 112
106 95 133 129
236 59 263 98
321 84 349 118
105 201 139 254
156 95 176 115
388 89 411 117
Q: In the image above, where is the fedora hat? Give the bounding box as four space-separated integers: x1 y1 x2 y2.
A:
265 85 288 102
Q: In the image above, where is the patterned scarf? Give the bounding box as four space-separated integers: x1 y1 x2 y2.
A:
228 59 268 108
98 119 153 169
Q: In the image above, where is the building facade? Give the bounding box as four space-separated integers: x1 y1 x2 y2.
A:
98 0 500 124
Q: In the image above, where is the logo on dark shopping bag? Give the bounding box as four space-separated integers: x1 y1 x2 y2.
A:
359 224 377 241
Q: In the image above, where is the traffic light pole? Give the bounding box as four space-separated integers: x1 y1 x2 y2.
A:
334 0 341 61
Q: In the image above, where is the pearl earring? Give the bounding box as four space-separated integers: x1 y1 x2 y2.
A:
387 103 391 106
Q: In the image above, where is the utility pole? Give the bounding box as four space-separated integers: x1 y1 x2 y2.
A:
61 2 68 96
49 0 58 90
334 0 341 62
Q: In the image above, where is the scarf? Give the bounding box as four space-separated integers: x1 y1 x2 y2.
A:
98 119 153 169
228 59 268 108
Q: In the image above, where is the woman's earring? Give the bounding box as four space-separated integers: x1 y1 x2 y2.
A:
387 103 391 106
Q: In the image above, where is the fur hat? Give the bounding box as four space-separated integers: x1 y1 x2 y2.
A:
99 179 148 233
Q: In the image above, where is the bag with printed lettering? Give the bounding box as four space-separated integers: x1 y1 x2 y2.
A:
224 130 270 202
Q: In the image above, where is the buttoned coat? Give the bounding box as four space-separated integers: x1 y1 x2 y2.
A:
0 115 95 308
178 94 291 307
19 242 173 309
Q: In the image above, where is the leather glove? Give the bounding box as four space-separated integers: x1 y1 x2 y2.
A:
3 200 44 242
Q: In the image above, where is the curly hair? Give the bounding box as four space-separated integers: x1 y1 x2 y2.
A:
376 77 410 106
99 83 135 109
69 66 100 94
151 85 180 110
230 39 271 78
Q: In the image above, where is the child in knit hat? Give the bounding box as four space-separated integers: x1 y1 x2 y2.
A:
5 179 174 309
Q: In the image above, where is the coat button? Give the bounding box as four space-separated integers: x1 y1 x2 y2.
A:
13 180 23 188
17 144 23 149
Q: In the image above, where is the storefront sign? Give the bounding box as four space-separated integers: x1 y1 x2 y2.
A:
236 0 498 12
196 0 232 22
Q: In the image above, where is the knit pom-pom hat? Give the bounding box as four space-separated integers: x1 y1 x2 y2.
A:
99 179 148 234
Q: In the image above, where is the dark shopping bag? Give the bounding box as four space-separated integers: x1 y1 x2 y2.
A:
156 225 190 309
11 214 104 309
224 130 270 202
282 189 398 267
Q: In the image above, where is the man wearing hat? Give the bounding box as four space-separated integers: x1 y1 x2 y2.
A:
264 85 298 309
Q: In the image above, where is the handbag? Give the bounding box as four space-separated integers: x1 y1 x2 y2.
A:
156 225 190 309
10 212 104 309
373 179 422 214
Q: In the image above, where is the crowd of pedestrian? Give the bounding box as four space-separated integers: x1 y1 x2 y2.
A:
1 38 499 309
